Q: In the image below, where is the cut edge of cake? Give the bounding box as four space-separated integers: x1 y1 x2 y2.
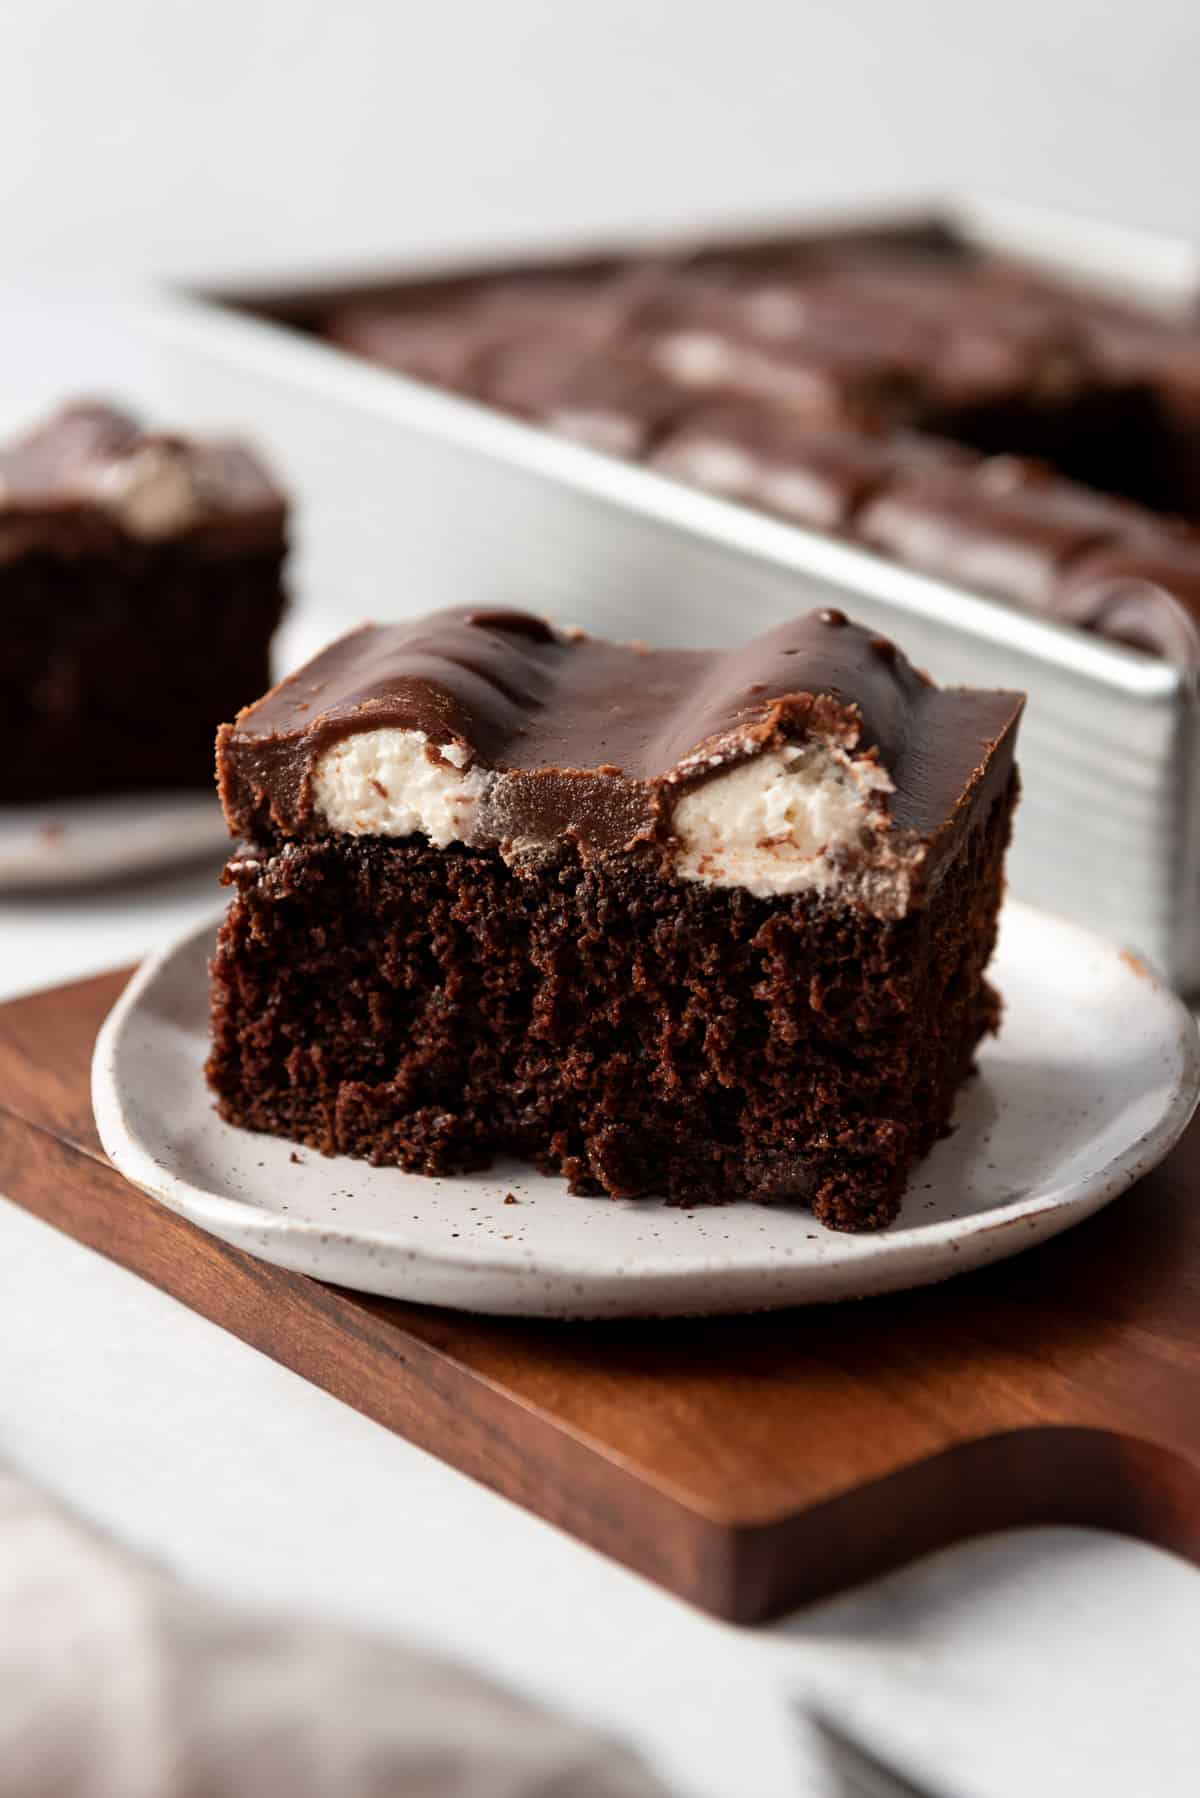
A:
207 605 1023 1230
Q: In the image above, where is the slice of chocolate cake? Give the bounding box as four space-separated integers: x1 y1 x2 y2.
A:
0 402 288 804
208 606 1022 1230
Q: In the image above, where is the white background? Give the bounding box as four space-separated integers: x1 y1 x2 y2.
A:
1 0 1198 283
3 5 1200 1794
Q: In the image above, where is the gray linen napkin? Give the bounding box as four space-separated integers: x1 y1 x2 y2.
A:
0 1468 670 1798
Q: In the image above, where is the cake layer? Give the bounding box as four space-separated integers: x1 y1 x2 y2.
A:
855 454 1165 611
217 607 1023 918
210 603 1021 1227
323 240 1200 657
1 402 288 804
649 408 974 531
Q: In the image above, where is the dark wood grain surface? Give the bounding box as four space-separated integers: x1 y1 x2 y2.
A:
2 966 1199 1623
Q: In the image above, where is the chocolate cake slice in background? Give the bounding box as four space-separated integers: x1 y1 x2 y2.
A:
208 605 1022 1231
0 401 288 804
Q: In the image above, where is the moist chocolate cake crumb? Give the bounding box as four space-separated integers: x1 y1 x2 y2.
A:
207 813 1013 1228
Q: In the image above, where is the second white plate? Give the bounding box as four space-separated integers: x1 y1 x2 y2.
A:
0 792 230 890
92 902 1200 1318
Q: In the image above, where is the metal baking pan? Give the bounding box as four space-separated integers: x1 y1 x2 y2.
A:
132 199 1200 985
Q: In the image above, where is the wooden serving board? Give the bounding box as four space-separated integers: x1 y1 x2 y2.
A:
3 966 1200 1624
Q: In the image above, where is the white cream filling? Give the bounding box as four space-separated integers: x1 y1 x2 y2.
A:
653 438 760 497
742 287 808 337
653 328 837 415
91 444 204 539
757 465 833 522
312 729 489 845
312 726 903 905
548 409 644 458
651 330 737 387
670 742 895 898
653 438 841 530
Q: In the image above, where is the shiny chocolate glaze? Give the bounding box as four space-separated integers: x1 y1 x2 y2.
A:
218 606 1022 898
0 401 287 560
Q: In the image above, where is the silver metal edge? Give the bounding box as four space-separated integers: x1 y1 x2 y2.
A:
192 191 1200 315
142 285 1188 705
132 195 1200 982
947 193 1200 308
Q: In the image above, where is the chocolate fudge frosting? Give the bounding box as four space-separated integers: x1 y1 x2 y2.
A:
218 606 1022 900
0 401 287 560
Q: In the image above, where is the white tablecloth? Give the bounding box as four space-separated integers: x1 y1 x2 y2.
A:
2 878 1200 1797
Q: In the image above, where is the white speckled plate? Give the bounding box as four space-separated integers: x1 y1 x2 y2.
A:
0 793 230 890
92 902 1200 1318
